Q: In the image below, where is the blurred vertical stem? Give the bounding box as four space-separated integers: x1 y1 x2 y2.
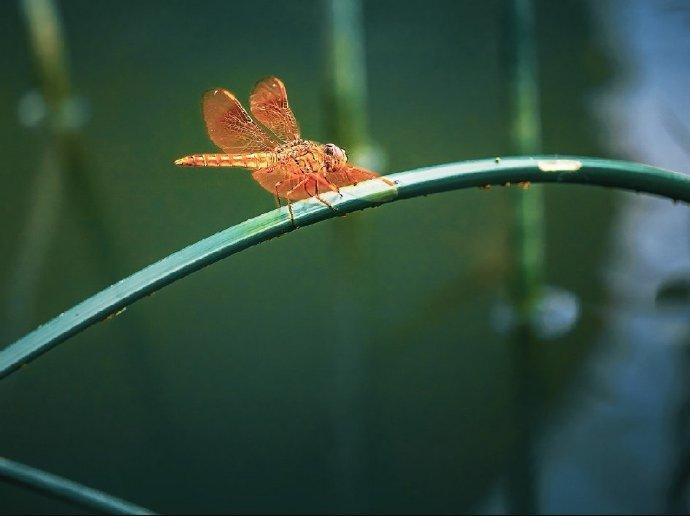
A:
21 0 70 108
510 0 544 302
505 0 542 513
13 0 175 479
323 0 368 162
322 0 375 510
13 0 121 329
7 0 71 333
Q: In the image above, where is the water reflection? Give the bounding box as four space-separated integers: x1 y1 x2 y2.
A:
538 1 690 513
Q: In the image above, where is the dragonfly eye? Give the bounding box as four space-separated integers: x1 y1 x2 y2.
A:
325 143 347 162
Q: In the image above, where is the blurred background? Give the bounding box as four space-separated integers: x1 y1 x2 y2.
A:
1 0 689 513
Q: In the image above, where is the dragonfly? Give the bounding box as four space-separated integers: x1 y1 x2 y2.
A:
175 76 392 214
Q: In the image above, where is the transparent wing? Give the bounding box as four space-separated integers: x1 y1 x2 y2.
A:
249 76 301 142
325 165 381 187
202 88 277 154
251 162 305 197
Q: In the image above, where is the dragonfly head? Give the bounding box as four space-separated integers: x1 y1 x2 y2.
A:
324 143 347 163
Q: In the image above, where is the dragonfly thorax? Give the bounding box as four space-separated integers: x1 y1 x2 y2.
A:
274 140 347 175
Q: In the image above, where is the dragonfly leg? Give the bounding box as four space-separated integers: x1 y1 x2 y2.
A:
312 173 341 200
312 178 337 213
285 177 311 200
320 166 343 198
330 179 343 199
314 174 342 212
287 201 295 227
272 178 296 227
283 177 312 227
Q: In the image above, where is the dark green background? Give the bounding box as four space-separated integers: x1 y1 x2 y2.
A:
0 0 682 513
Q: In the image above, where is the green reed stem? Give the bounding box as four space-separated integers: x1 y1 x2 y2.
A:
1 156 689 380
12 0 120 331
323 0 369 156
7 0 72 333
505 0 541 513
0 456 155 514
12 0 175 474
21 0 71 109
510 0 544 309
322 0 371 508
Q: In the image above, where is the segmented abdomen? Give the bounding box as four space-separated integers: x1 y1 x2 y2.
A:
174 152 276 169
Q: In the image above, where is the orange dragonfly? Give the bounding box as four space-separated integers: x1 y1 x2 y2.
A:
175 76 392 210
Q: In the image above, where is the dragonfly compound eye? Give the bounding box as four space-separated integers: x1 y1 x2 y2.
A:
325 143 347 162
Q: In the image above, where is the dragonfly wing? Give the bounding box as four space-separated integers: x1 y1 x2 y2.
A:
252 165 284 195
252 162 315 200
250 76 301 142
325 164 381 187
203 88 277 154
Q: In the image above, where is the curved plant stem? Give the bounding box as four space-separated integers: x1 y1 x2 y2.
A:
1 156 689 380
0 456 155 514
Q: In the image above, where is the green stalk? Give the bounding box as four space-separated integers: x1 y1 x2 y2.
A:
14 2 176 465
11 0 124 333
505 0 541 512
1 156 688 380
323 0 373 507
510 0 544 314
7 0 72 332
323 0 369 160
0 456 155 514
21 0 70 109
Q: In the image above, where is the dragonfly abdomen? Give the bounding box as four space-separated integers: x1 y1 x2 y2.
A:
174 152 276 169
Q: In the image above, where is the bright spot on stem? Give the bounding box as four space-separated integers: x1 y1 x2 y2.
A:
537 159 582 172
106 306 127 321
